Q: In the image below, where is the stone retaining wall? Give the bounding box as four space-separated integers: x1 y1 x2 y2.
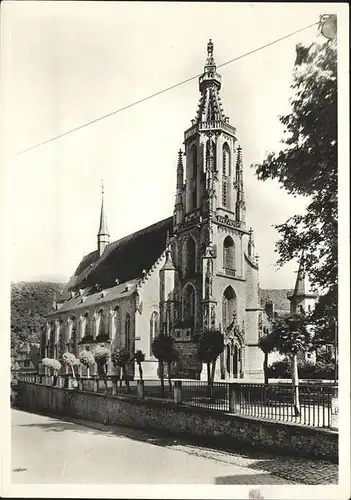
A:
18 381 338 462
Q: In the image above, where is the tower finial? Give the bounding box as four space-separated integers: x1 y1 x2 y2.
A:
101 178 104 196
205 39 215 68
207 39 213 58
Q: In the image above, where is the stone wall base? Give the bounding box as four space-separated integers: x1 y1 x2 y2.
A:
18 381 338 462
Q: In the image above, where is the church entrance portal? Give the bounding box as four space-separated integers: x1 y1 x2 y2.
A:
225 342 241 379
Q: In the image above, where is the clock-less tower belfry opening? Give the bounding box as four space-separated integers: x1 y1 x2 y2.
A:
45 40 264 381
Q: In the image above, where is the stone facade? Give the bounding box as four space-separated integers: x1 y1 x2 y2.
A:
43 40 265 381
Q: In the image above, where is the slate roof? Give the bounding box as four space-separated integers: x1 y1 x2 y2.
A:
48 279 139 316
59 216 173 302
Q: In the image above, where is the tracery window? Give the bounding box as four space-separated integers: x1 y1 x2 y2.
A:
222 286 237 330
97 309 105 337
223 236 235 270
184 237 196 277
125 313 131 352
183 285 196 325
150 311 159 354
189 144 197 210
206 140 217 171
222 143 231 208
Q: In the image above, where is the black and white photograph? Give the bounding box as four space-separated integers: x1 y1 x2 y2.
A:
1 1 349 498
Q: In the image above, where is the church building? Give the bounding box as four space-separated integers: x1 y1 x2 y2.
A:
43 40 265 381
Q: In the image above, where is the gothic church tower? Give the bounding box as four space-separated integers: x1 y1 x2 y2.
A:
171 40 263 380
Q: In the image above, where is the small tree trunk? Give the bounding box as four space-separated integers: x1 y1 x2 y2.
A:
206 362 211 398
138 362 143 381
211 357 217 383
159 360 165 397
122 365 129 391
291 353 300 416
87 366 90 378
69 361 76 379
167 361 172 391
264 352 269 384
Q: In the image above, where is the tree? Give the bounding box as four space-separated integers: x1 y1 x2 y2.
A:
93 345 110 377
41 358 61 385
258 330 279 384
61 352 79 378
197 329 224 398
151 334 177 396
308 286 337 373
252 40 337 294
270 314 313 415
133 350 145 381
111 349 131 388
79 349 95 378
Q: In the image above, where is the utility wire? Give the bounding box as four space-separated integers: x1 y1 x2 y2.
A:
18 21 318 156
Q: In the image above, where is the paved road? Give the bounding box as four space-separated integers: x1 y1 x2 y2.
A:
11 410 295 485
12 410 337 485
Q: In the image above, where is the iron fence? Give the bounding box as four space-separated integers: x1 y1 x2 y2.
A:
17 373 336 428
181 380 230 411
143 379 174 400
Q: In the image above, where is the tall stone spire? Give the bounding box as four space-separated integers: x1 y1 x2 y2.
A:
97 180 110 256
195 40 226 123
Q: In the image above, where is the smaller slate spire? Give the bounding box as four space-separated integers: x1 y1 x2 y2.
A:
97 180 110 256
293 251 309 297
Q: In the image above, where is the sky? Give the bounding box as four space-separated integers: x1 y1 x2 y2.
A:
1 1 337 288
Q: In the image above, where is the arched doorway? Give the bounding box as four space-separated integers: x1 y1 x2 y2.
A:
224 341 242 379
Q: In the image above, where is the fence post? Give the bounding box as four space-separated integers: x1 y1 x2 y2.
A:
174 380 182 404
137 380 144 399
93 378 98 393
330 385 338 430
229 383 241 413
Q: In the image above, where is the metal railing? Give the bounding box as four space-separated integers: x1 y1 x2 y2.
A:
182 380 230 411
17 373 337 429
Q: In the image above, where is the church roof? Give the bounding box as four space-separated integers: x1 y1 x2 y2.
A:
59 216 173 302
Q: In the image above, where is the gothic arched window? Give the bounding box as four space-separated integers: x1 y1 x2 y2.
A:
189 144 197 210
222 286 237 330
206 140 217 171
222 143 231 208
223 236 235 270
183 285 196 326
82 312 89 338
184 237 196 277
149 311 159 354
125 313 131 352
222 143 231 177
112 306 120 341
97 309 105 337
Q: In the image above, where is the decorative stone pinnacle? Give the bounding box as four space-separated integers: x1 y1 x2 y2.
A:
207 39 213 58
101 178 104 195
177 149 183 166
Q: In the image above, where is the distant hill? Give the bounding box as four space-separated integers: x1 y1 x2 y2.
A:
11 281 66 341
260 289 293 312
